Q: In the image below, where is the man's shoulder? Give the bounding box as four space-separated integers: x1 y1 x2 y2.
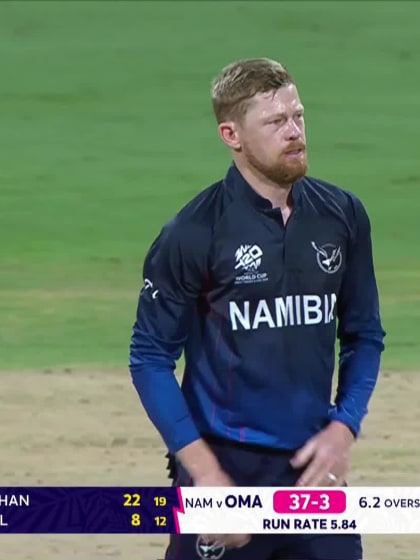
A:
160 179 226 245
301 175 367 221
175 179 226 222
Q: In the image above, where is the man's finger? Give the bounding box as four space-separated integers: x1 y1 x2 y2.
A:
232 535 252 548
290 438 317 469
332 476 345 487
200 533 251 549
296 455 330 487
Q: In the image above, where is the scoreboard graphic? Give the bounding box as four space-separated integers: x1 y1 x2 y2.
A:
0 487 419 534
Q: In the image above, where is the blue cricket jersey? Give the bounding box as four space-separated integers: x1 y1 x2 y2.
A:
129 163 385 454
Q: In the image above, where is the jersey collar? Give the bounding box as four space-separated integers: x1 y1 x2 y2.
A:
224 162 302 211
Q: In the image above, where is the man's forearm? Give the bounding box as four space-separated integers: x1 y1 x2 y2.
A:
330 340 383 436
131 364 226 482
130 364 202 454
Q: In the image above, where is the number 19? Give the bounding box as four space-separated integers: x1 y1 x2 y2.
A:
154 497 167 507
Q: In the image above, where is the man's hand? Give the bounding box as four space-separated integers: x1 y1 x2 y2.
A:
290 421 355 487
176 439 251 549
194 469 251 549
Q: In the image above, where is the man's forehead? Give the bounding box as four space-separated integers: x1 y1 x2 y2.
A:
253 85 303 109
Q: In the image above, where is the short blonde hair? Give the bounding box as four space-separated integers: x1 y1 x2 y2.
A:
211 58 294 123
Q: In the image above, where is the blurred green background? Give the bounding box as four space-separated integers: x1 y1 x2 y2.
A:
1 0 419 371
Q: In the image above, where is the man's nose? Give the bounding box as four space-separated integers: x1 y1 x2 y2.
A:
284 119 302 140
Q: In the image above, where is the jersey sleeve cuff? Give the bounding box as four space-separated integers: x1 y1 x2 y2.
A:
165 416 202 455
329 409 361 438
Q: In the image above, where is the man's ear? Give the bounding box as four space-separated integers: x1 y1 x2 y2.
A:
218 121 241 150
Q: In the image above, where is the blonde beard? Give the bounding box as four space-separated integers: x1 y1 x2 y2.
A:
243 148 308 186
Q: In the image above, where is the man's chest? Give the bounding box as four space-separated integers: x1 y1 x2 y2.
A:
209 212 349 300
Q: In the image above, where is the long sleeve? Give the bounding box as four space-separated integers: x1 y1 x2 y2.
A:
129 219 208 454
330 197 386 435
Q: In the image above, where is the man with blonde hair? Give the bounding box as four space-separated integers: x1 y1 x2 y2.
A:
129 58 385 559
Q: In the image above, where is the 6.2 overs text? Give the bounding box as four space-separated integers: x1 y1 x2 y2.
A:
359 496 420 509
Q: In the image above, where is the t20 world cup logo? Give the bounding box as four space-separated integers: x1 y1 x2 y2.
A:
234 244 263 272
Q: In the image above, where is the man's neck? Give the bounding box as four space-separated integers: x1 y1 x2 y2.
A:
234 160 293 211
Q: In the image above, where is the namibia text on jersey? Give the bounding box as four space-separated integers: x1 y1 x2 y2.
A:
229 293 337 331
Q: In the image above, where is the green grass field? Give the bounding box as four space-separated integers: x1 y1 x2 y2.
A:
1 3 420 558
1 0 419 371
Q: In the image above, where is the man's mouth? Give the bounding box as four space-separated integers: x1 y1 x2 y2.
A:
284 148 305 157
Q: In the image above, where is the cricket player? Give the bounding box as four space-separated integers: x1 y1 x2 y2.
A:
129 58 385 559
